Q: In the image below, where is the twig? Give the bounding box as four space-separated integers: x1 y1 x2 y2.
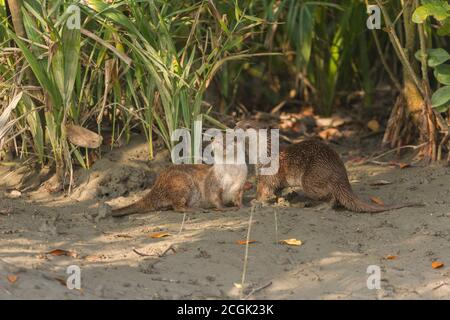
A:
158 244 176 258
240 204 256 296
243 281 273 300
368 143 427 161
132 248 151 257
273 208 279 244
178 212 187 234
432 282 449 291
375 0 425 98
365 0 402 93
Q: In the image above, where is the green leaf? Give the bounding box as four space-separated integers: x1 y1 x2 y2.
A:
412 2 450 23
428 48 450 67
431 85 450 108
412 6 430 23
434 64 450 85
298 5 315 67
435 104 450 112
437 17 450 36
62 24 81 106
6 29 63 111
415 48 450 67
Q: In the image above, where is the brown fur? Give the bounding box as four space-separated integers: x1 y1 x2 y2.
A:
111 164 224 217
236 120 422 213
112 137 248 217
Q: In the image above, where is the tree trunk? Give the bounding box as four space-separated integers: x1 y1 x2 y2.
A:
381 0 444 162
383 1 422 148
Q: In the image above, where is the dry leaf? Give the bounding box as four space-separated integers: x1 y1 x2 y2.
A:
398 162 410 169
7 274 18 284
233 283 243 289
370 196 385 206
66 124 103 149
149 232 170 239
385 255 398 260
432 261 444 269
318 128 342 140
369 180 392 186
367 119 380 132
236 240 257 245
46 249 77 258
280 239 302 246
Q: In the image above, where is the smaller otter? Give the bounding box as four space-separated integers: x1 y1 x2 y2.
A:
112 135 247 217
235 119 422 213
207 132 248 208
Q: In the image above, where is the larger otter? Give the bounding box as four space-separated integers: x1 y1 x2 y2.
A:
236 120 422 213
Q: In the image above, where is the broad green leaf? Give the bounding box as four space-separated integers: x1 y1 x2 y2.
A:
435 104 450 112
412 6 430 23
431 85 450 108
434 64 450 85
415 48 450 67
412 2 450 23
428 48 450 67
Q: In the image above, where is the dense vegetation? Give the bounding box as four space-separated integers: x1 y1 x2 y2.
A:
0 0 449 189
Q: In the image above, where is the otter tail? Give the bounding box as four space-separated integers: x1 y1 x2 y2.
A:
334 183 423 213
111 197 150 217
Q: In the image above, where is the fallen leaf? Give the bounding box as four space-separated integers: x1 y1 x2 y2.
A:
385 255 398 260
369 180 392 186
432 261 444 269
316 117 334 127
280 239 302 246
370 196 385 206
7 274 18 284
236 240 257 245
46 249 77 258
66 124 103 149
318 128 342 140
399 162 410 169
149 232 170 239
367 119 380 132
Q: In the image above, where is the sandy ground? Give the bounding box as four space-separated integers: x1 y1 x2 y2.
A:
0 136 449 300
